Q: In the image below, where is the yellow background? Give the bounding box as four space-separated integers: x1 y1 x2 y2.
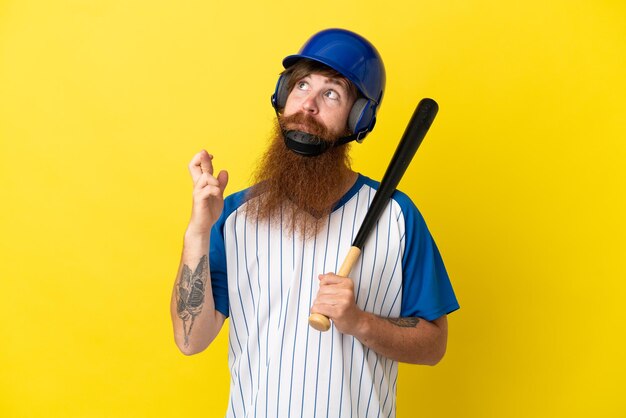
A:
1 0 625 417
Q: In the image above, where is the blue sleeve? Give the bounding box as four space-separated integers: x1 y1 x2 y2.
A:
394 192 460 321
209 188 253 318
209 210 230 318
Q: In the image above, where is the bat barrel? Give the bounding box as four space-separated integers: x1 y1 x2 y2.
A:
352 98 438 249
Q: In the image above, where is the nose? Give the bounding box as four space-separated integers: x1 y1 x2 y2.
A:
302 95 318 114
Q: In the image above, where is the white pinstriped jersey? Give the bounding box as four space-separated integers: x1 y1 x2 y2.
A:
209 174 459 418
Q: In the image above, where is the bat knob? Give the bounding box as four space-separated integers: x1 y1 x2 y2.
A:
308 313 331 332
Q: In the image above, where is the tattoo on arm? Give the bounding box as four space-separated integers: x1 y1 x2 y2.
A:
384 317 420 328
176 255 208 347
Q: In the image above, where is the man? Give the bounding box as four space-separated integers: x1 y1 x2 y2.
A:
170 28 459 417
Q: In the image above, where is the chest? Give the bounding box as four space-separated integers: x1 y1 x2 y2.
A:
222 197 406 320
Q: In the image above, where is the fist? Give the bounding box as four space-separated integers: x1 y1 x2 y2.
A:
310 273 364 335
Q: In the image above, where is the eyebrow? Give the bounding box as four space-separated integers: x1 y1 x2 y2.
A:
303 75 350 93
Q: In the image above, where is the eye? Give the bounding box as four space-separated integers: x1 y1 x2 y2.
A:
325 89 340 100
297 81 309 90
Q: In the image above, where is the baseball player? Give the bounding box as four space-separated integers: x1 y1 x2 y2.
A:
170 28 459 417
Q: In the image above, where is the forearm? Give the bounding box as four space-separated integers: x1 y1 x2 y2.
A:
311 273 449 365
170 231 225 355
351 313 448 365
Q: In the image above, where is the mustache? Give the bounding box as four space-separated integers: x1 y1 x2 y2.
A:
278 112 331 141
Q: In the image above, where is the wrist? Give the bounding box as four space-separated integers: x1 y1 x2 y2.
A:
351 310 373 341
184 228 211 245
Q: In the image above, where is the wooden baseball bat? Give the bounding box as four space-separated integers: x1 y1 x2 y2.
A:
308 98 439 332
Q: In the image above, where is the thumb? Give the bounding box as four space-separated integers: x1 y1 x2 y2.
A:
217 170 229 194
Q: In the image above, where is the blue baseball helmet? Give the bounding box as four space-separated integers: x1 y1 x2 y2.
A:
272 28 386 142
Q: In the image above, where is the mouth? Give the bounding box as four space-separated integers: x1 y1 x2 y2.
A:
280 112 330 139
286 123 311 133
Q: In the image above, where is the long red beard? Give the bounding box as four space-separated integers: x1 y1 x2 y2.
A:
246 116 352 237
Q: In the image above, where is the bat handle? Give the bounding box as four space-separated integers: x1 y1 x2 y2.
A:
308 246 362 332
307 313 331 332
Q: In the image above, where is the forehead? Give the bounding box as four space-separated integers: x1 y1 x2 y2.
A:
301 73 351 92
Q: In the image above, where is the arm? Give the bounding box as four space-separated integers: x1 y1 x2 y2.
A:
310 273 448 365
352 312 447 365
170 150 229 355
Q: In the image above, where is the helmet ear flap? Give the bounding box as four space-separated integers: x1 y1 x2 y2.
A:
272 74 291 110
348 98 375 140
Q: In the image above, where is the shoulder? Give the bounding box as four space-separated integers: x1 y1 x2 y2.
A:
221 185 259 219
358 174 424 221
223 186 252 209
212 185 257 231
